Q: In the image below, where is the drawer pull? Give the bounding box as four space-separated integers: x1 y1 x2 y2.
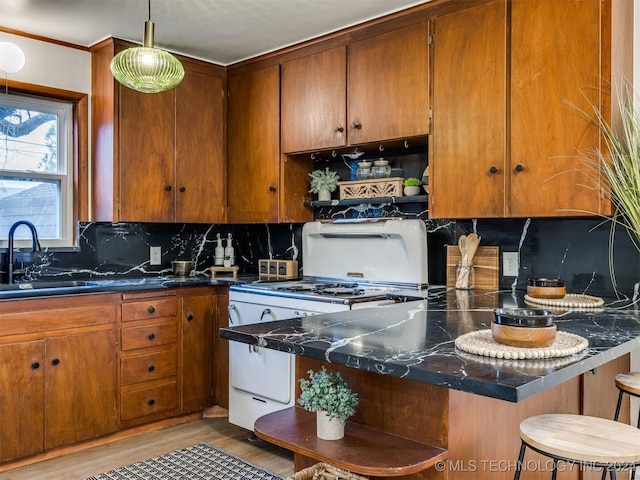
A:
51 358 60 366
186 314 194 321
147 305 156 314
148 399 155 406
148 333 156 340
31 361 40 370
148 364 155 372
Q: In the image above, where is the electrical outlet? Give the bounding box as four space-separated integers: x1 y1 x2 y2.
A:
503 252 519 276
150 246 162 265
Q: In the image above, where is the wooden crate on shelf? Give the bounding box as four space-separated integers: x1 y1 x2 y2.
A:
338 177 403 199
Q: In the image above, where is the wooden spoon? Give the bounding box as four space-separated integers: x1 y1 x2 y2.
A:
458 235 467 262
465 233 481 264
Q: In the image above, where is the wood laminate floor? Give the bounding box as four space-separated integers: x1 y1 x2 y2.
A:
0 418 294 480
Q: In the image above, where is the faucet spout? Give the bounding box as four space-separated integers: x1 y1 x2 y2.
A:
6 220 41 284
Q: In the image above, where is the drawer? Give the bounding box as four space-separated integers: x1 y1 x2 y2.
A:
121 346 177 386
120 381 178 420
121 297 177 322
121 322 177 351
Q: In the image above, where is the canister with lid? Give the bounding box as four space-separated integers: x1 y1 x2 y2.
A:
372 158 391 178
355 160 372 180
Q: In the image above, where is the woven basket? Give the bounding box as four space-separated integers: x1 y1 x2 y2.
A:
338 177 403 199
287 462 369 480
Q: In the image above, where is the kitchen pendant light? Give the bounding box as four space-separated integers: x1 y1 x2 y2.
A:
110 0 184 93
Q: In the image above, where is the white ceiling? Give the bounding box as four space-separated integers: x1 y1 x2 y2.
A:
0 0 430 66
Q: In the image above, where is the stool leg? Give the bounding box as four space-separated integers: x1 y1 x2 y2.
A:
631 467 636 480
609 468 616 480
551 459 558 480
614 389 624 421
601 467 608 480
514 442 526 480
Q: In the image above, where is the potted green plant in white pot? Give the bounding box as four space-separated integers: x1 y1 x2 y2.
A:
403 177 423 196
298 366 358 440
309 168 339 201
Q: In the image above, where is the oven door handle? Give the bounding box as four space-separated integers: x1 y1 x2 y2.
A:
260 308 274 321
227 304 237 325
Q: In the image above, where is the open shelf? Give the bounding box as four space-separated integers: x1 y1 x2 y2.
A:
305 194 428 207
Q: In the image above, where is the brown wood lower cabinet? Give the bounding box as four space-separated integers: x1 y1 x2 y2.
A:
181 288 215 413
119 291 180 428
0 286 224 466
0 294 119 463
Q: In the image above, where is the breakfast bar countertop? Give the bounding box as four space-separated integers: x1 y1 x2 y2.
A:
219 287 640 402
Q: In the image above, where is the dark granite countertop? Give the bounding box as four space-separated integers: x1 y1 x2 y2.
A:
0 274 253 300
219 287 640 402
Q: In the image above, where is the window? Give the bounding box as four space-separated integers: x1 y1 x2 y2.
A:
0 94 74 248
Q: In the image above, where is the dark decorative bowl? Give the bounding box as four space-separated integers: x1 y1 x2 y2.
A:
527 278 566 299
493 308 555 328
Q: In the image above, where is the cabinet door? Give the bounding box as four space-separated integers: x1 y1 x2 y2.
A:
281 46 347 153
430 0 506 218
0 341 45 462
227 66 280 223
45 329 117 449
349 23 429 145
176 70 226 223
118 86 175 222
509 0 603 217
181 294 215 413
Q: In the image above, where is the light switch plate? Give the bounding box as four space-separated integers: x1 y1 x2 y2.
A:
150 246 162 265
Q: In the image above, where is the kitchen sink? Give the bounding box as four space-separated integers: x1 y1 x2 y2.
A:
0 280 101 291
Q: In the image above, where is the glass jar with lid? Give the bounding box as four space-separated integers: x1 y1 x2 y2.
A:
355 160 372 180
372 158 391 178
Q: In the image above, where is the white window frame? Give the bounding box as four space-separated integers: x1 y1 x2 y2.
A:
0 94 74 249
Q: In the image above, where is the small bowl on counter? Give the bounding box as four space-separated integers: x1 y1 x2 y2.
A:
492 308 556 348
527 278 566 299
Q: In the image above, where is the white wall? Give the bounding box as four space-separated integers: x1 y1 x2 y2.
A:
0 32 90 93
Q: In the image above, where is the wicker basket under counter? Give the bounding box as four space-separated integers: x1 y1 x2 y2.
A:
338 177 403 199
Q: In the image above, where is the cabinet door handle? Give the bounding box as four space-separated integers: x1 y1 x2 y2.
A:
148 364 155 372
515 164 525 172
228 304 237 325
179 186 186 192
31 361 40 370
165 185 172 191
148 333 156 340
147 399 155 406
269 185 276 192
147 305 156 314
350 122 361 130
489 166 498 174
186 314 194 321
51 358 60 366
334 126 344 132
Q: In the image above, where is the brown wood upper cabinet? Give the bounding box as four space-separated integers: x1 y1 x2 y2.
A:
430 0 624 219
91 39 226 223
281 22 429 154
227 65 312 223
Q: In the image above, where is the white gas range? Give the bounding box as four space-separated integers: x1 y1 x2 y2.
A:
227 218 428 431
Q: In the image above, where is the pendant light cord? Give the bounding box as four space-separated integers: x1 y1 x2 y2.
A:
148 0 151 21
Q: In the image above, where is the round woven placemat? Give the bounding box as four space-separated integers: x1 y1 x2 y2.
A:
524 293 604 308
455 329 589 360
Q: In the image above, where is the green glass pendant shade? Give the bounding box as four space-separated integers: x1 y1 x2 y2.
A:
110 19 184 93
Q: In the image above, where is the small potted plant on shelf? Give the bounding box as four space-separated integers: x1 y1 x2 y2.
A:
309 168 340 201
403 177 423 196
298 366 358 440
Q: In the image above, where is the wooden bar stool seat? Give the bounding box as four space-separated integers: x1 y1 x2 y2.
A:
614 372 640 426
513 414 640 480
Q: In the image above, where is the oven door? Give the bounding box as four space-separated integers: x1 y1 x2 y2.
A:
227 296 343 431
228 301 301 404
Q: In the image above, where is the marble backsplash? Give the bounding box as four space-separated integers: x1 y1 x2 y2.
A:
3 212 639 299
